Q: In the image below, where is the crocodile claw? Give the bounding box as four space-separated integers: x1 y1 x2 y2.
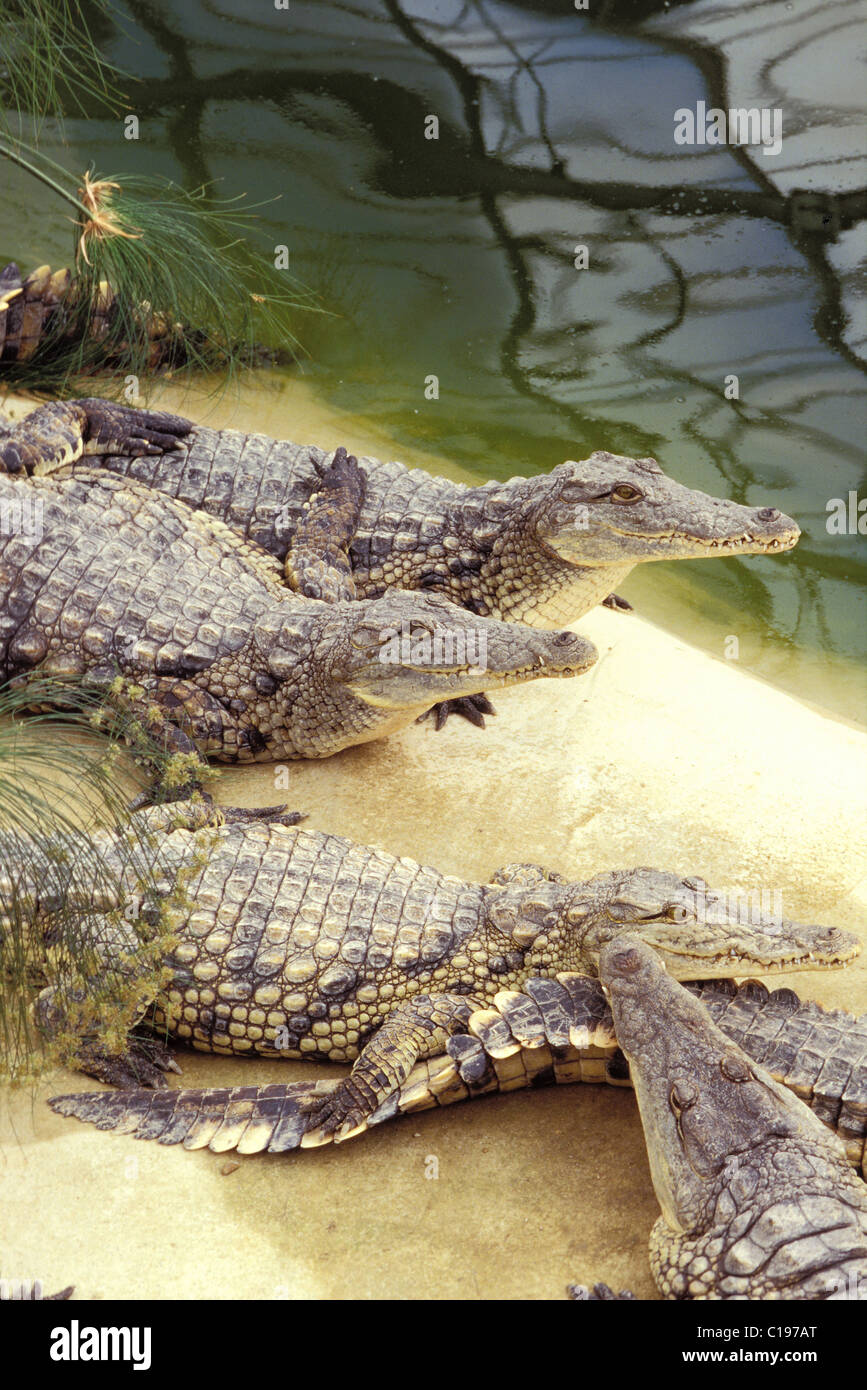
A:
298 1080 368 1146
128 786 215 814
218 805 306 827
567 1282 637 1301
418 693 496 730
77 398 193 456
74 1033 181 1089
601 592 633 613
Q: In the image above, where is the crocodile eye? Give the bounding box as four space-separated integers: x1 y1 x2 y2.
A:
611 484 642 502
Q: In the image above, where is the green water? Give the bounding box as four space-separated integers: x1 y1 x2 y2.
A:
2 0 865 721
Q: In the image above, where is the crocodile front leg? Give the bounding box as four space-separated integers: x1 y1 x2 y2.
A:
284 446 365 602
108 677 269 806
71 1028 181 1089
91 677 216 808
35 971 182 1089
300 992 485 1145
0 398 190 475
487 863 566 886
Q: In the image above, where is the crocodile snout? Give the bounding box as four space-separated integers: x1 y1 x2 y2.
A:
748 504 800 548
537 630 597 672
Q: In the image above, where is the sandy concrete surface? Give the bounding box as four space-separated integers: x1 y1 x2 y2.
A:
1 602 865 1301
1 380 865 1299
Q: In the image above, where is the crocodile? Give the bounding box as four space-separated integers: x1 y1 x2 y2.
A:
0 261 186 368
0 402 596 783
0 397 800 632
28 803 859 1132
574 938 867 1300
48 958 867 1177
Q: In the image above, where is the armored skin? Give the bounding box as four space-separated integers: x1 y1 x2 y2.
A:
586 939 867 1300
49 960 867 1176
0 403 597 776
30 806 861 1148
0 398 800 629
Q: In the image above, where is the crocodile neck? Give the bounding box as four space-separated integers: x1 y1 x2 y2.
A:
351 479 633 625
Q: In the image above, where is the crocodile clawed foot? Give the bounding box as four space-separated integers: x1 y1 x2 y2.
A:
298 1081 370 1147
418 693 496 730
74 1033 181 1089
601 592 633 613
77 398 193 456
567 1282 637 1301
128 784 214 814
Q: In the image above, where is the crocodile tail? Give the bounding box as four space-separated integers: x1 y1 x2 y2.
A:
48 1079 347 1154
47 1046 504 1153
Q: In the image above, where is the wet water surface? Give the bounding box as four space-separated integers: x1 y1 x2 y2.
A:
0 0 864 719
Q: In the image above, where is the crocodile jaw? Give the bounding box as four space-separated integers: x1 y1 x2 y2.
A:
571 868 861 978
631 918 861 978
343 625 597 711
546 514 800 565
599 520 800 560
599 937 815 1231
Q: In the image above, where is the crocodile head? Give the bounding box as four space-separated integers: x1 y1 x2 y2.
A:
600 936 829 1212
487 867 860 979
532 452 799 565
600 937 867 1299
261 591 597 754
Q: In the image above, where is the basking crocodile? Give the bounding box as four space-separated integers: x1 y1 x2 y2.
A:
49 958 867 1178
574 939 867 1300
0 261 194 369
27 804 859 1131
1 398 800 630
0 405 595 783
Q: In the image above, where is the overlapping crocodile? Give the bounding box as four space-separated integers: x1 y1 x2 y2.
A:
0 403 595 785
1 397 800 633
48 959 867 1182
571 939 867 1300
28 805 860 1147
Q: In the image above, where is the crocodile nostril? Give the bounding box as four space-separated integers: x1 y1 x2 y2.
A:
720 1055 751 1083
756 507 780 522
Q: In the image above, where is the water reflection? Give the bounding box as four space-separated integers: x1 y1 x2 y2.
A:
3 0 864 717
